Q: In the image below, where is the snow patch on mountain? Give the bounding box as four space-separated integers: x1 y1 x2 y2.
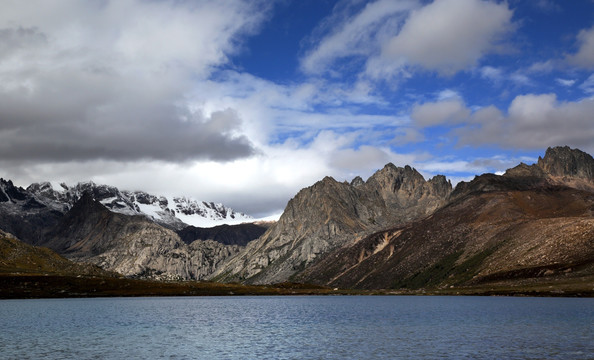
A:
26 181 254 229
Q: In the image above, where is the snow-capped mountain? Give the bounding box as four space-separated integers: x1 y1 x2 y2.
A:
26 181 253 229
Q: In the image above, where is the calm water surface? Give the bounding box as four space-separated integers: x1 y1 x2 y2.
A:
0 296 592 359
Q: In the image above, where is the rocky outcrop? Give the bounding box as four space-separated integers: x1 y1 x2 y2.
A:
88 230 242 281
211 164 452 284
537 146 594 179
503 146 594 192
42 194 243 280
1 177 260 280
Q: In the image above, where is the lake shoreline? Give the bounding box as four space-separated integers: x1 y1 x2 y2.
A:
1 273 593 299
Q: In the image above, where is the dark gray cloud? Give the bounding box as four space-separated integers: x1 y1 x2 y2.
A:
0 69 256 161
0 92 256 162
0 1 264 164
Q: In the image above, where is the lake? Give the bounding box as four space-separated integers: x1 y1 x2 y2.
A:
0 296 592 359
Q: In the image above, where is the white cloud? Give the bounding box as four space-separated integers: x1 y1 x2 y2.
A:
556 78 576 87
300 0 418 75
567 26 594 69
480 66 504 82
457 94 594 152
580 73 594 93
301 0 514 80
411 99 470 127
534 0 561 12
377 0 514 76
188 71 406 148
391 127 425 145
437 89 462 101
5 130 427 217
479 66 534 87
509 72 533 86
526 60 555 73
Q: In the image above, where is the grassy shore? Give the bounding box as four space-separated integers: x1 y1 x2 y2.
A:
1 272 592 299
0 273 360 299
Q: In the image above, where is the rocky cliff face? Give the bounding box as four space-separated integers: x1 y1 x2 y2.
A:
299 184 594 290
503 145 594 192
211 164 452 284
537 146 594 179
0 179 63 245
42 194 243 280
296 146 594 290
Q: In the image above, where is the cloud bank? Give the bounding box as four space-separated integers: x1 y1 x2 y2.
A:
0 0 266 162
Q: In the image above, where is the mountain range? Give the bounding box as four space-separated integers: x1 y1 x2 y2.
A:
1 146 593 296
0 179 266 280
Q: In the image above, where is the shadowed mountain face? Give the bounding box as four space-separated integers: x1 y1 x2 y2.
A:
176 223 269 246
0 179 64 246
0 230 112 277
211 164 452 284
295 146 594 289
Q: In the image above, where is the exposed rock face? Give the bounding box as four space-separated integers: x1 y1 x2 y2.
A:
3 145 592 288
177 223 269 246
503 145 594 192
211 164 452 284
0 179 63 245
42 194 243 280
296 146 594 289
298 184 594 290
537 146 594 179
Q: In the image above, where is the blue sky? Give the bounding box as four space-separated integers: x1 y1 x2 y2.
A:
1 0 593 217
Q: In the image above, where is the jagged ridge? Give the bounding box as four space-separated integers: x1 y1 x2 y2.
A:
211 164 452 284
27 181 253 230
296 146 594 290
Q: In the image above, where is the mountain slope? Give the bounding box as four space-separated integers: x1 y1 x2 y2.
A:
296 146 594 290
211 164 451 284
0 230 112 277
41 193 243 280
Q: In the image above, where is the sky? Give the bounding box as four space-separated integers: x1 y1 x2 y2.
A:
1 0 593 218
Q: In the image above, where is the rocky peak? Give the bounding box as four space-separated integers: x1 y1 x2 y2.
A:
71 191 108 215
503 162 547 178
428 175 453 198
27 182 64 202
212 162 452 284
350 176 364 187
0 178 27 203
537 146 594 179
364 164 451 210
365 164 425 191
